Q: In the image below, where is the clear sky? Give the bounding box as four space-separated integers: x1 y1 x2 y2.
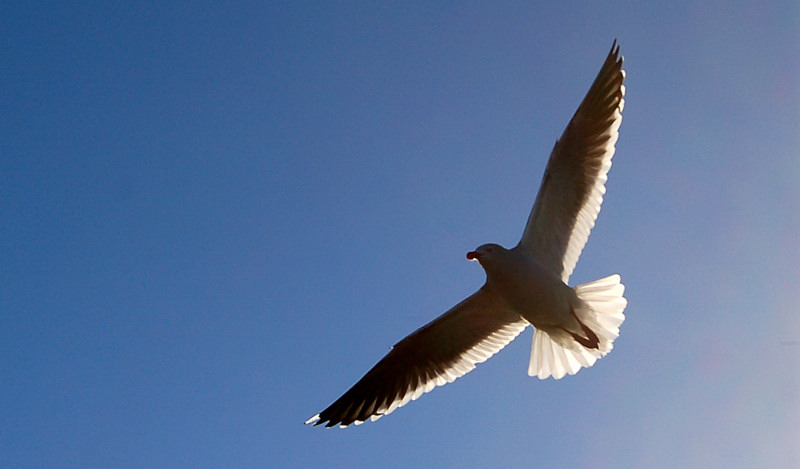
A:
2 2 798 468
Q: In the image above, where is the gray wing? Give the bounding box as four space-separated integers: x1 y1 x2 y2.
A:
305 287 528 428
517 42 626 283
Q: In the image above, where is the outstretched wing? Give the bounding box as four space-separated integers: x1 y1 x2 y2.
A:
517 42 626 283
306 288 528 427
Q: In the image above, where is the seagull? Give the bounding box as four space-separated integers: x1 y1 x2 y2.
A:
307 41 627 428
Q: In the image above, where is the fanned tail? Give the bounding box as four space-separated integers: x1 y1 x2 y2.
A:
528 274 626 379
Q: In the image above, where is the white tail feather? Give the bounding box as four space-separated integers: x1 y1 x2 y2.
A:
528 274 627 379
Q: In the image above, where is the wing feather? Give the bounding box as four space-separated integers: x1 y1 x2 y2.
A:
305 288 528 427
517 42 626 282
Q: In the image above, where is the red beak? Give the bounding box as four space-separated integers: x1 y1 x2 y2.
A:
466 251 480 260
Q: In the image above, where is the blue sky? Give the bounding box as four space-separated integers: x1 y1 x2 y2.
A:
2 2 798 468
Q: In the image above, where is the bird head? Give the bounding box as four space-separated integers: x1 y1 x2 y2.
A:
466 243 504 265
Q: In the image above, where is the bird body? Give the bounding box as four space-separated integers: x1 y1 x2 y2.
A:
307 41 628 428
468 243 624 377
471 244 579 331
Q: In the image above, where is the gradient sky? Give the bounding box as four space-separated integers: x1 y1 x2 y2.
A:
3 2 799 468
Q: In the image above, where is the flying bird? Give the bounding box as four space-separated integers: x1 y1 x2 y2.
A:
307 42 627 428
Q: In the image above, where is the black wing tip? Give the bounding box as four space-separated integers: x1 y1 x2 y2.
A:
306 410 366 428
305 414 342 428
608 39 623 66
